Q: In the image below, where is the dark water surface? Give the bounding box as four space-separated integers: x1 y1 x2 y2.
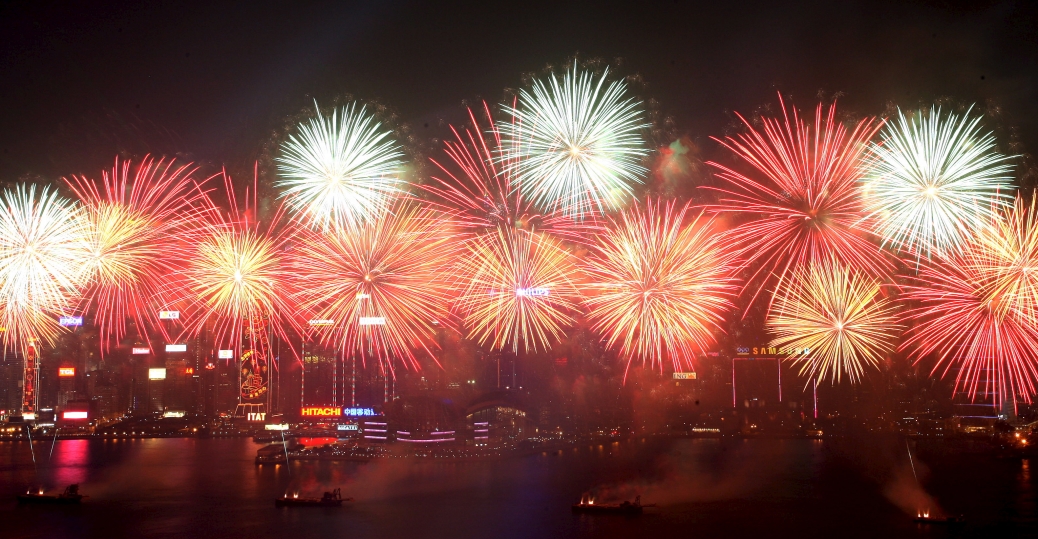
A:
1 437 1035 538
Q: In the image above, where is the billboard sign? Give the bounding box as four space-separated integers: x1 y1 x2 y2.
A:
148 368 167 380
358 317 385 326
516 287 550 297
673 372 697 380
218 349 233 359
59 316 83 327
301 406 341 417
158 310 180 320
265 423 290 431
308 319 334 326
344 407 377 417
165 344 187 352
337 424 359 431
58 367 76 377
62 411 88 420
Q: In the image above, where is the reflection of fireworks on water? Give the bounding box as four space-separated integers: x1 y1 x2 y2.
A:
583 200 736 375
498 63 650 219
860 106 1015 258
455 226 581 353
277 102 406 230
65 156 211 349
707 97 889 314
0 184 90 348
768 258 900 384
902 218 1038 407
290 201 456 373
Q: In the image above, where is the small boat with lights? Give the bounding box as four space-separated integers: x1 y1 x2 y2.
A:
275 488 351 507
572 494 649 515
17 484 86 504
914 510 965 525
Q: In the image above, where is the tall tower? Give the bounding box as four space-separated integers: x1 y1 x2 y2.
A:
21 339 39 419
234 316 270 422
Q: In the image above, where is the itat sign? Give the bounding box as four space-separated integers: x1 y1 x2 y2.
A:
246 412 266 422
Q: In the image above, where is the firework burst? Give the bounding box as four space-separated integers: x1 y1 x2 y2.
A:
767 258 900 384
277 101 406 229
902 192 1038 407
974 193 1038 324
290 201 456 373
174 173 299 354
455 226 581 353
65 156 211 349
498 64 650 219
707 96 890 313
424 102 589 241
860 106 1015 258
582 200 736 375
0 184 90 348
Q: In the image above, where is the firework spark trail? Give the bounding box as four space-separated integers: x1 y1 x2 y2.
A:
706 96 891 315
65 156 213 350
767 258 900 384
277 101 406 230
582 200 736 375
860 106 1015 259
902 222 1038 407
290 201 456 373
0 184 91 348
498 64 650 219
424 101 594 242
455 226 581 353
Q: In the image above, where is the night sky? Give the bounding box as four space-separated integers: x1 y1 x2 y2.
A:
1 0 1036 184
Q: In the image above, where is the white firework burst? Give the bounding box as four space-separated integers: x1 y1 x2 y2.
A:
0 184 91 347
498 64 650 219
860 106 1015 258
277 102 406 229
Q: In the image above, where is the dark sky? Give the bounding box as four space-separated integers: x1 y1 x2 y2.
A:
1 0 1036 183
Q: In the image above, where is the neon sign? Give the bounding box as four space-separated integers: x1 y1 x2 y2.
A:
158 310 180 320
218 349 233 359
308 319 334 326
337 424 359 431
358 317 385 326
516 287 550 297
246 412 266 421
62 411 88 420
344 407 377 417
673 372 697 380
301 406 342 417
58 367 75 377
148 368 167 380
59 316 83 326
132 347 150 355
165 344 187 352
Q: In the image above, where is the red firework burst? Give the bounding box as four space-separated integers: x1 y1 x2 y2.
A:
65 156 213 350
902 201 1038 409
706 96 890 314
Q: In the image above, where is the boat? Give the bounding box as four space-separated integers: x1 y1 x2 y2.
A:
572 494 650 515
255 440 302 465
17 484 86 504
914 511 966 525
275 488 352 508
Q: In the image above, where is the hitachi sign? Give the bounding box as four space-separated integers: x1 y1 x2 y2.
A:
301 406 342 417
